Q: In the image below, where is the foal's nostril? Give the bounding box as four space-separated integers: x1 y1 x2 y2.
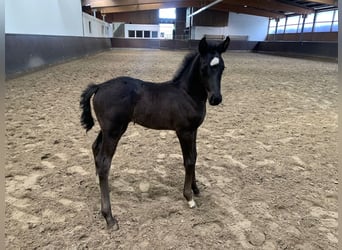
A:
209 95 222 106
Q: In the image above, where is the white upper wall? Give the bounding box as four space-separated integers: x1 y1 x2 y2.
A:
5 1 269 40
191 12 269 41
5 0 83 36
191 26 229 40
227 12 269 41
83 13 112 38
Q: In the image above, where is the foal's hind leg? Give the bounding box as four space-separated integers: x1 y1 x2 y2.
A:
92 131 102 175
177 129 199 208
94 124 128 229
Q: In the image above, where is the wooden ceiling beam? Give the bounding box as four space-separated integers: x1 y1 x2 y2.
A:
222 0 312 14
215 4 285 18
100 2 284 18
303 0 338 6
88 0 312 17
100 1 198 14
84 0 192 9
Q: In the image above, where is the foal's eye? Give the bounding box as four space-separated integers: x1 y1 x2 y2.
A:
211 64 224 71
210 65 218 69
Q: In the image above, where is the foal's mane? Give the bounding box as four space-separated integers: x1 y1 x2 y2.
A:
172 52 198 83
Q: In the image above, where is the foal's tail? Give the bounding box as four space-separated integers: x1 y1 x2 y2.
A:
80 84 99 132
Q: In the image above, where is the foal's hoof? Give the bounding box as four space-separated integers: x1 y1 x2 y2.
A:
107 219 119 231
188 199 197 208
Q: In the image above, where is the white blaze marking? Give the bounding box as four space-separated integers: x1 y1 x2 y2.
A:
188 199 197 208
210 57 219 66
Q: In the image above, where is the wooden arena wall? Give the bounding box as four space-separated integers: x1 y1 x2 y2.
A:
110 38 258 51
110 38 337 60
254 41 337 60
6 37 336 78
5 34 112 78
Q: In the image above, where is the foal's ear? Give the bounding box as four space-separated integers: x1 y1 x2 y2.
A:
218 36 230 53
198 37 208 55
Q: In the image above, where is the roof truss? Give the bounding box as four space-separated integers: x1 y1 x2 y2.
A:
82 0 337 18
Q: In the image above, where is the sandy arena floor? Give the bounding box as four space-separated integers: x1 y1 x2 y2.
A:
5 49 338 249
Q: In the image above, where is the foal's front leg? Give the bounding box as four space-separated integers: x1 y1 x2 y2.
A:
176 129 199 208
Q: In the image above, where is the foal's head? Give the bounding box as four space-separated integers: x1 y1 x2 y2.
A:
198 36 230 106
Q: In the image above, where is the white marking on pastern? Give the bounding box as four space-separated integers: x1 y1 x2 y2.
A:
188 199 197 208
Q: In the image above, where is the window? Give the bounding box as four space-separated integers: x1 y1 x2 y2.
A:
144 31 150 38
332 9 338 31
159 8 176 19
285 16 299 33
128 30 159 39
88 21 92 33
277 18 286 34
297 15 305 33
267 9 338 35
136 30 143 38
314 10 334 32
128 30 135 37
303 13 315 32
268 19 277 34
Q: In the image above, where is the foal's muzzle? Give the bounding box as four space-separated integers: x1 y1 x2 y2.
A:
209 94 222 106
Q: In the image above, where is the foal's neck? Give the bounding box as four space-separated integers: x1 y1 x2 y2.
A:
173 53 207 103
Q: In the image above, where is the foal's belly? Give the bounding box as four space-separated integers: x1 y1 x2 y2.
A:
132 95 205 131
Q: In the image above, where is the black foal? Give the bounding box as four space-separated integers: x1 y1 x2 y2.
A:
80 36 230 229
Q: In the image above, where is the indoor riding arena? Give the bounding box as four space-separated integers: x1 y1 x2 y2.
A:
5 1 338 249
